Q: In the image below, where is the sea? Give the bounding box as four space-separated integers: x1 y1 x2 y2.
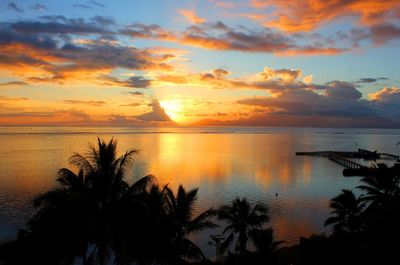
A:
1 126 399 257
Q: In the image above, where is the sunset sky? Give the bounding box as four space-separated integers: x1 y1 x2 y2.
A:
0 0 399 127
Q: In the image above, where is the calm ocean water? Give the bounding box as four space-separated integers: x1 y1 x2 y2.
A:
1 126 400 256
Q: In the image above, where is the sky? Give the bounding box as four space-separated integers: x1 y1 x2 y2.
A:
0 0 399 127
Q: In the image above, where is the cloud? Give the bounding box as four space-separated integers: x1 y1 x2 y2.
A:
90 16 115 27
0 18 174 85
72 4 91 9
0 81 27 87
7 2 23 13
370 87 400 100
369 23 400 45
63 99 106 106
10 20 111 35
88 1 105 8
251 0 400 33
124 22 346 55
258 67 301 82
30 3 48 11
135 100 172 122
0 96 29 101
72 1 105 9
128 91 144 96
324 81 362 100
357 77 389 83
154 66 329 93
157 75 188 84
178 9 206 24
101 75 152 88
192 83 400 128
211 1 237 8
121 23 176 41
119 102 141 107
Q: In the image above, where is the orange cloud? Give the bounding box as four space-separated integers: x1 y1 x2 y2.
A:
252 0 400 32
238 13 266 21
369 87 400 101
178 9 206 24
209 0 237 9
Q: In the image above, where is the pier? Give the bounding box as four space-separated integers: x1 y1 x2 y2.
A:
327 153 365 169
296 149 400 176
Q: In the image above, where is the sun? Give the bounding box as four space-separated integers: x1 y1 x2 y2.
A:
159 99 185 123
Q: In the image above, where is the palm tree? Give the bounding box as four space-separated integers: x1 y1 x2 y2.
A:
143 184 217 264
249 228 283 264
29 138 154 265
217 198 269 255
357 163 400 213
324 189 365 234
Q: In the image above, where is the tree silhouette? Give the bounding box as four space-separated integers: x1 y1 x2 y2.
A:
324 189 365 234
357 163 400 213
217 198 269 255
249 228 283 263
28 138 154 265
140 184 217 264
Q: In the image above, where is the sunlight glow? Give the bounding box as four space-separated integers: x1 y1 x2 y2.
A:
159 99 186 123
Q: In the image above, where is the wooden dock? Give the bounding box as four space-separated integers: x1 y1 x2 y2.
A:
295 149 399 173
327 153 365 169
379 153 400 160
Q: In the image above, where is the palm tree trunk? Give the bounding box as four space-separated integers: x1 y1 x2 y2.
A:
238 232 247 255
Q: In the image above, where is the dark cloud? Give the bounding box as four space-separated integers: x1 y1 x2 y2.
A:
0 96 29 101
135 100 172 122
238 87 372 118
128 91 144 96
88 1 105 8
0 18 174 84
90 16 115 27
63 99 106 106
119 102 141 107
7 2 23 13
121 23 176 41
370 23 400 45
101 75 152 88
0 111 53 118
30 3 47 11
181 24 345 55
123 22 346 55
124 76 152 88
73 1 105 9
72 4 91 9
38 15 68 22
357 77 389 83
0 81 27 86
324 81 362 100
0 25 58 49
211 83 400 128
10 20 111 35
358 78 378 83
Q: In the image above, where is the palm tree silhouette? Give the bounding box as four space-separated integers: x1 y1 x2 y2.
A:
217 198 269 255
141 184 217 264
249 228 283 264
357 163 400 213
30 138 154 265
166 185 217 258
324 189 365 234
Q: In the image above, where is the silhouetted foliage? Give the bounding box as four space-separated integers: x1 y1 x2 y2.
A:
217 198 270 258
324 189 365 234
304 162 400 265
0 138 215 265
2 138 400 265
